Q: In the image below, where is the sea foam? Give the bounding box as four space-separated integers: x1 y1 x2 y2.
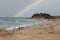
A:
0 17 53 30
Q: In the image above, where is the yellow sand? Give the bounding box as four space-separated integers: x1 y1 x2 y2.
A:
0 20 60 40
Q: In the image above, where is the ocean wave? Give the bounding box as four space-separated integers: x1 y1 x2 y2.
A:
5 20 53 30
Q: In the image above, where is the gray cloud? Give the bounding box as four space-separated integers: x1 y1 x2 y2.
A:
0 0 60 17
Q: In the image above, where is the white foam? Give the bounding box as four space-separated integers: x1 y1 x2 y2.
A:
6 20 53 30
6 27 15 30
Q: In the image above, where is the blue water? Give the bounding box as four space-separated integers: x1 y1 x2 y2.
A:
0 17 52 30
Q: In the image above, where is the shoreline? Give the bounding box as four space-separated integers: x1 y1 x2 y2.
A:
0 19 60 40
5 19 53 30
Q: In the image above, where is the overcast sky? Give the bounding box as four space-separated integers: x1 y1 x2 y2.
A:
0 0 60 17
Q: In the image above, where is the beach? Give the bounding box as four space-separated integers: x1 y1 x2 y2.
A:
0 0 60 40
0 19 60 40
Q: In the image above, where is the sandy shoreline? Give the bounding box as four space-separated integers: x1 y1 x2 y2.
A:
0 20 60 40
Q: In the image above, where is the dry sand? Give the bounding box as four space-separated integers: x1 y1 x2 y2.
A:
0 20 60 40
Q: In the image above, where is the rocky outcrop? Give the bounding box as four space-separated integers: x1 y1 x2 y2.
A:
31 13 56 19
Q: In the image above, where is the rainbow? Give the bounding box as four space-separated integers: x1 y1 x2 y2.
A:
15 0 43 17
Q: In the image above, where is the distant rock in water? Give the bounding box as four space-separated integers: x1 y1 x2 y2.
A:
31 13 56 19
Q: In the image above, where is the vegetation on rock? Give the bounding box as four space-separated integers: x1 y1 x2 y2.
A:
31 13 59 19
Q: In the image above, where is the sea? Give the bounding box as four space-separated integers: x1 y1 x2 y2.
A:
0 17 52 30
